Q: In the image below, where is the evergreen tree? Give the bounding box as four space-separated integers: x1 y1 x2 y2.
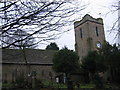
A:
53 47 79 75
46 43 59 50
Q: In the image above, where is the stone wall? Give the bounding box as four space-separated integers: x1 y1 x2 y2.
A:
2 64 56 83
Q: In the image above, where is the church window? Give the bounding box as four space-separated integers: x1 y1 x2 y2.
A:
96 27 99 37
80 28 83 38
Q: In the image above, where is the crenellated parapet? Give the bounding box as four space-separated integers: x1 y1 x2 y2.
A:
74 14 103 28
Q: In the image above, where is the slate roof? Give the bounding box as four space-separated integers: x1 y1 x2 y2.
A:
2 49 57 65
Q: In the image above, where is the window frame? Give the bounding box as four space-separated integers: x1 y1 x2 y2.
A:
96 27 99 37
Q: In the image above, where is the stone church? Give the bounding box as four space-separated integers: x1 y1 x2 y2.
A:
2 14 105 83
2 49 57 83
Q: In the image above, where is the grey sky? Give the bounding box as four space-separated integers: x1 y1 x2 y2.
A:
39 0 118 50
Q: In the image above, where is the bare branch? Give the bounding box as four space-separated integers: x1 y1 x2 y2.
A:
0 0 87 49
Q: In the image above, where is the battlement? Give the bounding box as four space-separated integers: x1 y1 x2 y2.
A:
74 14 103 28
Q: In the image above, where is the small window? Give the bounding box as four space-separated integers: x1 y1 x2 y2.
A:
96 27 99 37
80 28 83 38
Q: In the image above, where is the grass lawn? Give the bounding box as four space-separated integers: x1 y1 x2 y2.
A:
42 81 97 88
2 81 119 89
2 83 14 87
42 81 67 88
41 81 119 89
80 84 95 88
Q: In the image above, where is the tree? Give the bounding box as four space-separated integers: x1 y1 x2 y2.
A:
100 42 120 84
82 51 106 83
82 51 106 74
6 29 37 49
52 47 79 76
0 0 86 49
46 42 59 50
107 1 120 44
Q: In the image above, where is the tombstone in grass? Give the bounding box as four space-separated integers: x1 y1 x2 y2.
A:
56 77 59 83
67 77 73 89
31 71 37 88
55 76 60 88
63 73 67 84
49 72 53 82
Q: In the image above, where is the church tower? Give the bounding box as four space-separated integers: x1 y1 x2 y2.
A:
74 14 105 61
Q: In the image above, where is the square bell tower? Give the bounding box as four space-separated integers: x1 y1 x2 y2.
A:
74 14 105 62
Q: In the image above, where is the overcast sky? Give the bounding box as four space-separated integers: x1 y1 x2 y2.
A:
39 0 119 50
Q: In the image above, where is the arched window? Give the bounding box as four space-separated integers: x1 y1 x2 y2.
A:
96 27 99 37
80 28 83 38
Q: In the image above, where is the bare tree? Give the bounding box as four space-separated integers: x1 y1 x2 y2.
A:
107 0 120 45
6 29 37 49
0 0 86 49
